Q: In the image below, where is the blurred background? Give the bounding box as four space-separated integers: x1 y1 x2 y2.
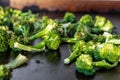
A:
1 0 120 13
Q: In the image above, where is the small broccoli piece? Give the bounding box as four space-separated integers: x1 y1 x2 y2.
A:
64 40 96 64
14 42 45 52
28 19 58 41
33 30 61 51
57 22 72 37
0 65 11 80
75 54 96 76
44 30 61 50
64 40 85 64
0 28 9 52
61 37 78 43
61 12 76 23
94 60 118 69
93 16 114 33
12 10 38 42
8 31 44 52
74 24 90 39
0 54 28 79
79 14 93 27
93 43 120 63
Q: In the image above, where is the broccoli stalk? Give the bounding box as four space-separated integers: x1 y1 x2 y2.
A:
64 40 85 64
0 54 28 79
14 42 45 52
28 19 57 41
94 60 118 69
61 37 78 43
64 49 80 64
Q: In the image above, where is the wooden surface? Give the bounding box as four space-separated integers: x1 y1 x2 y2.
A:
8 0 120 12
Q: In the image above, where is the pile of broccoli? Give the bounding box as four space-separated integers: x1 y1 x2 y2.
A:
62 13 120 76
0 6 120 77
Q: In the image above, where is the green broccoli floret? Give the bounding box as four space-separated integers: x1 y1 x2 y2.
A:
93 43 120 63
9 31 44 52
75 54 96 76
0 28 9 52
79 14 93 27
64 40 85 64
93 16 113 33
43 30 61 50
0 54 28 79
64 40 95 64
10 30 61 52
0 65 11 80
12 10 38 42
61 12 76 23
33 30 61 51
74 24 91 40
28 19 58 41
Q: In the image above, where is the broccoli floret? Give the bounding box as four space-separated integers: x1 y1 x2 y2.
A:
75 54 96 76
12 10 38 42
0 54 28 79
64 40 85 64
61 12 76 23
79 14 93 27
74 25 91 40
8 31 44 52
0 65 11 80
44 30 61 50
94 43 120 63
33 30 61 51
64 40 96 64
0 29 9 52
93 16 114 33
28 19 58 41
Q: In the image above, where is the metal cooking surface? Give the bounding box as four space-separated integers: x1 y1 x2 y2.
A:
9 13 120 80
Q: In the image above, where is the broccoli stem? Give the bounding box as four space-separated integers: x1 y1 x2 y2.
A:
61 38 78 43
64 49 80 64
33 40 45 49
14 42 45 52
5 54 28 69
28 20 57 41
94 60 118 69
107 39 120 44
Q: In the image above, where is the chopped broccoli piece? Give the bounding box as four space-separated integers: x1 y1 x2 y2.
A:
62 12 76 23
28 19 58 41
94 43 120 63
0 54 28 79
94 60 118 69
93 16 114 33
79 14 93 26
75 54 95 76
0 28 9 52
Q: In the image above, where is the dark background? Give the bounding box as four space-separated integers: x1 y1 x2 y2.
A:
0 0 9 7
